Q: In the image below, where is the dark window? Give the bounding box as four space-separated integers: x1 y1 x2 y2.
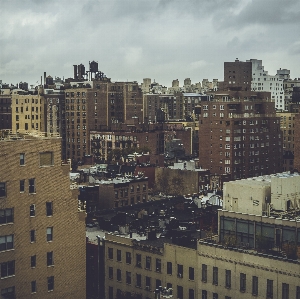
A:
0 182 6 197
282 283 289 299
117 269 121 281
0 208 13 224
240 273 246 292
117 249 121 262
296 286 300 299
47 276 54 291
213 293 218 299
202 264 207 282
47 227 53 241
20 153 25 165
156 279 161 289
30 204 35 217
202 290 207 299
47 251 54 266
267 279 273 298
108 248 113 259
1 287 15 298
29 178 35 194
145 276 151 290
108 286 113 299
225 297 231 299
177 264 183 278
189 267 194 280
108 267 113 279
0 260 15 278
145 256 151 270
177 285 183 299
213 267 218 285
136 253 141 267
31 281 36 293
189 289 195 299
156 259 161 272
126 271 131 284
225 269 231 288
126 252 131 264
20 180 25 192
167 262 172 275
136 273 141 287
46 202 53 216
30 230 35 242
252 276 258 296
31 255 36 267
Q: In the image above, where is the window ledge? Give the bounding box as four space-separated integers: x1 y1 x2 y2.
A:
0 275 15 280
0 222 13 227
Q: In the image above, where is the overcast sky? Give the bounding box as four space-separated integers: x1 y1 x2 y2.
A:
1 0 300 87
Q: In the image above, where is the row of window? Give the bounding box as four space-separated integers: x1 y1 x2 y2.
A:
30 227 53 243
29 202 53 217
201 264 300 298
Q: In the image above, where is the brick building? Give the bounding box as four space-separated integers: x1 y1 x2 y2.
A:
0 89 12 130
198 91 282 180
0 131 86 298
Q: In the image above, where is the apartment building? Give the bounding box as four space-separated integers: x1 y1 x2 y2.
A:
11 89 46 133
198 91 282 180
0 89 12 130
0 131 86 298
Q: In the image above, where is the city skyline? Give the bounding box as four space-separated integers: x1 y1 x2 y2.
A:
1 0 300 86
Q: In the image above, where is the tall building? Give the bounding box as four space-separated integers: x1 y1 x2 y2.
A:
64 77 143 162
198 91 282 180
0 88 12 130
0 131 86 298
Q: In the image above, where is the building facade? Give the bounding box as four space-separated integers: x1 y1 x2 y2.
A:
0 131 86 298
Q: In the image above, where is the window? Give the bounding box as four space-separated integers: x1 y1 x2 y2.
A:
30 230 36 242
117 249 121 262
46 202 53 216
296 286 300 299
31 281 36 293
31 255 36 267
225 297 231 299
0 182 6 197
177 264 183 278
156 259 161 272
1 287 15 298
189 289 194 299
240 273 246 292
252 276 258 296
202 264 207 282
225 269 231 288
136 253 141 267
213 266 218 285
108 267 113 279
0 208 13 224
126 252 131 264
126 271 131 284
145 256 151 270
117 269 121 281
145 276 151 290
189 267 194 280
177 285 183 299
267 279 273 299
20 180 25 192
47 227 53 242
0 260 15 278
136 273 141 287
202 290 207 299
282 283 289 299
108 248 113 259
29 178 36 194
47 251 54 266
167 262 172 275
30 204 35 217
47 276 54 291
40 152 54 166
213 293 218 299
20 153 25 165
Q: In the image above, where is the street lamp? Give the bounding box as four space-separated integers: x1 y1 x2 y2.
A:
154 286 173 299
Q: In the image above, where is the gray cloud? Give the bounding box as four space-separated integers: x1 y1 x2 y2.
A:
0 0 299 86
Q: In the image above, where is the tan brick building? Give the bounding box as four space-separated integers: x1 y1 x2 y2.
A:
0 131 86 298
